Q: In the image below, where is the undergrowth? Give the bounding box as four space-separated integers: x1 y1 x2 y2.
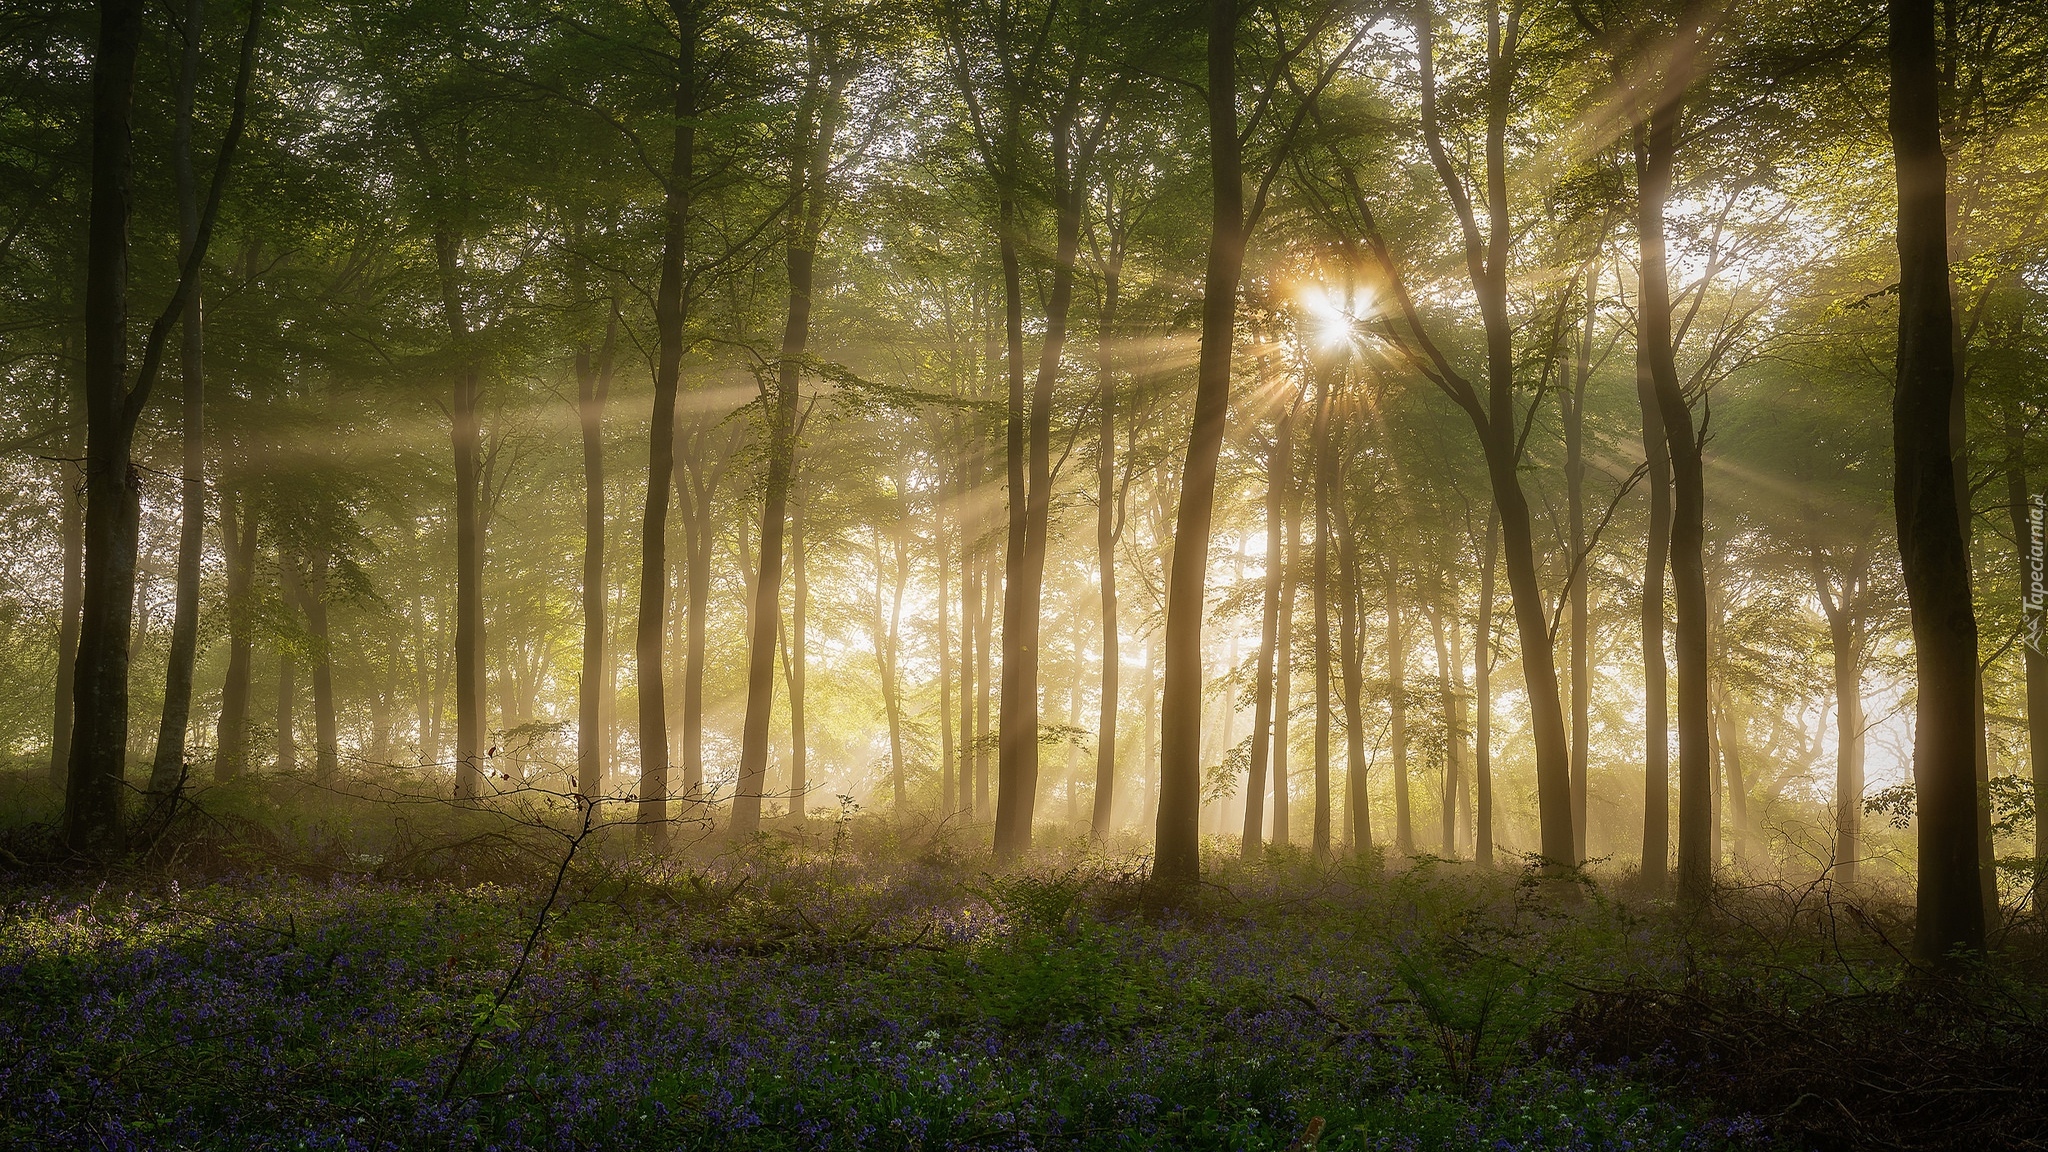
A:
0 766 2041 1150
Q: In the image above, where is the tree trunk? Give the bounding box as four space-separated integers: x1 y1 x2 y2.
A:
275 647 296 773
1637 103 1714 907
736 56 841 835
1891 0 1985 963
1333 445 1370 856
1311 366 1335 863
1273 456 1296 847
960 488 978 820
1386 555 1411 855
213 492 257 780
1638 338 1674 888
1430 578 1459 859
50 458 84 789
636 5 696 845
1243 401 1289 857
303 548 339 784
149 0 208 796
940 482 956 819
1565 255 1594 861
1092 269 1122 839
63 0 149 852
1152 0 1246 885
1475 510 1496 865
789 490 809 817
978 516 996 819
574 306 615 799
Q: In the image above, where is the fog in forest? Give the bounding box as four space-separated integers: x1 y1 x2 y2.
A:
3 0 2047 1144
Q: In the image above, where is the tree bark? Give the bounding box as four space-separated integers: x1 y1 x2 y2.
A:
1475 510 1496 865
1092 265 1122 839
1636 100 1714 907
1243 398 1289 857
1565 256 1595 861
574 304 615 799
788 490 809 817
736 50 842 835
1152 0 1246 885
213 491 257 780
1891 0 1984 963
1311 364 1335 863
636 1 696 845
1387 554 1411 855
1333 442 1371 856
1273 452 1296 847
149 0 209 796
50 458 84 790
275 647 296 773
63 0 149 852
1638 329 1674 888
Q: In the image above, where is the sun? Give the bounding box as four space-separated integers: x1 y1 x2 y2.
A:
1297 281 1370 351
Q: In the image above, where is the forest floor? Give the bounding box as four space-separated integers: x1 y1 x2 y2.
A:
3 771 2046 1151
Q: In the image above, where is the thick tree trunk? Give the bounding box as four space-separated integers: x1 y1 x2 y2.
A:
636 8 696 845
1891 0 1984 963
1152 0 1246 885
995 164 1082 859
574 308 614 798
63 0 148 852
149 0 208 796
213 492 257 780
1475 510 1496 865
1243 403 1289 857
51 459 84 789
1638 353 1674 887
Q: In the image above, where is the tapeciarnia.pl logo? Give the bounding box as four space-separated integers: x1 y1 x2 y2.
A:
2028 493 2046 656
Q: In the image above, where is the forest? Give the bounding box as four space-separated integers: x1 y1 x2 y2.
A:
2 0 2047 1145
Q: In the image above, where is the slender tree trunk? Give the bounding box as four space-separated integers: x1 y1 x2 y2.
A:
737 57 841 835
961 490 979 819
1565 257 1594 860
977 516 996 819
1153 0 1247 884
789 491 809 817
873 525 909 815
1092 272 1122 839
1387 556 1412 855
213 492 257 780
1891 0 1984 963
439 223 485 801
1311 368 1335 862
1243 403 1289 857
1274 459 1295 847
637 6 696 845
1822 602 1866 884
1717 684 1750 865
575 307 615 799
940 483 956 818
302 547 338 784
51 458 84 789
1476 510 1496 864
1637 105 1713 906
149 0 208 796
1430 579 1461 859
1638 347 1674 888
275 647 296 773
1333 449 1370 856
1449 589 1471 855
